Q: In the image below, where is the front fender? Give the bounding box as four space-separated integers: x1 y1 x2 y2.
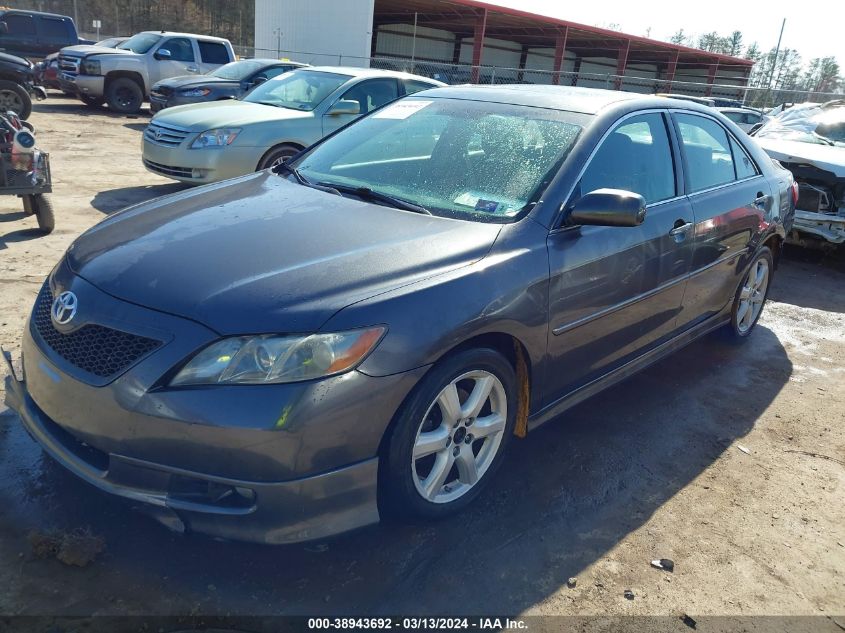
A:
100 57 150 91
321 219 551 408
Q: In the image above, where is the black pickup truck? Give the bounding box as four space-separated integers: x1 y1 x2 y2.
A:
0 9 93 60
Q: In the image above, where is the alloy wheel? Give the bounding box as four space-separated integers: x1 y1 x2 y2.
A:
412 370 507 504
0 89 24 112
736 257 770 334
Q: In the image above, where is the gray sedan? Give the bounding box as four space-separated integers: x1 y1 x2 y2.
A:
149 58 307 113
3 86 794 544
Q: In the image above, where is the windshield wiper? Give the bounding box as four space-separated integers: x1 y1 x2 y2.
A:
273 162 341 196
812 131 835 146
317 182 432 215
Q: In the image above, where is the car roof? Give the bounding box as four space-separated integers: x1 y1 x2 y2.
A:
138 31 230 43
239 58 308 67
717 107 761 114
0 9 72 19
303 66 446 85
411 84 717 115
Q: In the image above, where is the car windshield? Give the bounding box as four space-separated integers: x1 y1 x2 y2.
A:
117 33 161 54
243 70 350 111
293 97 587 223
210 60 265 81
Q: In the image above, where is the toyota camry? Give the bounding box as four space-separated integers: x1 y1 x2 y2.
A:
3 85 794 544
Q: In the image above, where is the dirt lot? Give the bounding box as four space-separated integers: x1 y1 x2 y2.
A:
0 97 843 625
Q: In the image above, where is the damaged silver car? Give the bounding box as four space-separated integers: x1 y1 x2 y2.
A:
753 100 845 248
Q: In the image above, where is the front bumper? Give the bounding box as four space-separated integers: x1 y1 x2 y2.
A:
59 72 104 98
142 137 262 184
1 267 428 543
790 210 845 245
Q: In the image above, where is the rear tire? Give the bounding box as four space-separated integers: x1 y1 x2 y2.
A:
380 348 516 521
725 247 773 340
105 77 143 114
257 144 301 171
28 194 55 234
0 80 33 119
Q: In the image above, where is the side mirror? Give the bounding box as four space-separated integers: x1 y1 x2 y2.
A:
154 48 172 60
251 76 268 86
566 188 647 227
327 99 360 116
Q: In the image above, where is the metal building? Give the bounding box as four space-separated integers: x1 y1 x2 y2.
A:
254 0 753 98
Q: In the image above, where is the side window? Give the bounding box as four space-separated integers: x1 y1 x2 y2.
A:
675 113 736 192
579 113 676 205
403 79 437 95
3 14 36 35
40 17 69 40
254 66 294 82
730 136 758 179
160 38 194 62
198 41 229 64
340 79 399 114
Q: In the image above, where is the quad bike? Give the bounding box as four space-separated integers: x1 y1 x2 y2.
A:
0 107 53 233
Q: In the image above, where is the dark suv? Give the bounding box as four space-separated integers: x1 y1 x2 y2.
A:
0 51 46 118
0 9 92 59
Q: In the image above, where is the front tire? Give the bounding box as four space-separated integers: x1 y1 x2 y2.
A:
380 348 516 521
105 77 143 114
23 194 54 234
726 246 773 339
257 144 301 171
0 80 33 119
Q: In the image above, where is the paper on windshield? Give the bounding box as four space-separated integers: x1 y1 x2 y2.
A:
373 100 433 119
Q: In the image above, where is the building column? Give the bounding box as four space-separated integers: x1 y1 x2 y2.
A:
470 9 488 83
665 50 679 92
552 27 569 85
705 62 719 96
613 40 630 90
516 45 529 82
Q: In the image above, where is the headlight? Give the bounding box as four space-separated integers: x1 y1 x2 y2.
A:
81 59 101 75
170 327 386 386
191 128 241 148
180 87 212 97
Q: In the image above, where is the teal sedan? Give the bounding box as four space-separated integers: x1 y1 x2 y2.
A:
142 66 444 184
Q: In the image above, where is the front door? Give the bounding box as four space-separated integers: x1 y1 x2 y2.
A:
544 111 694 405
322 78 399 136
151 37 200 86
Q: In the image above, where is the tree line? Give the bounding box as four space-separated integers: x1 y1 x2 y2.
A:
4 0 254 48
669 28 842 96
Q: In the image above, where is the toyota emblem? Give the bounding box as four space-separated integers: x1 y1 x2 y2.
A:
51 291 78 325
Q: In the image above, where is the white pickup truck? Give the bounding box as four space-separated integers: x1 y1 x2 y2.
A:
57 31 235 113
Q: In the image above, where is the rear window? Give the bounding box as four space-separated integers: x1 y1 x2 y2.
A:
198 41 230 64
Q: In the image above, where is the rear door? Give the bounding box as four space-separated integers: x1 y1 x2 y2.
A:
671 111 771 330
196 39 231 74
36 15 73 53
544 111 695 404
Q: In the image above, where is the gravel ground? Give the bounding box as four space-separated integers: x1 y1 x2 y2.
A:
0 98 843 625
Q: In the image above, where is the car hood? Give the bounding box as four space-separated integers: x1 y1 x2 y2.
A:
60 44 133 58
151 99 310 131
0 51 31 68
66 172 501 334
154 75 237 90
756 138 845 177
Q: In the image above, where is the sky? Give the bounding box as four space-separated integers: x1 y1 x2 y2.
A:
492 0 844 66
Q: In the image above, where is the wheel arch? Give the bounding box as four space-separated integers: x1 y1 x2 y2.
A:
105 70 146 94
256 142 306 170
762 232 783 269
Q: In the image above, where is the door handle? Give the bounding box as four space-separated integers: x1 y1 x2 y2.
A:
669 220 694 243
186 66 199 73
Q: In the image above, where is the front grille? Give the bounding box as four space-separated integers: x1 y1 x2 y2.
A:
143 159 195 179
31 284 161 379
58 54 81 77
144 121 191 147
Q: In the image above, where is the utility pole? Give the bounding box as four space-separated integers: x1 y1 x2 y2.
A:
72 0 79 31
767 18 786 90
410 12 418 64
